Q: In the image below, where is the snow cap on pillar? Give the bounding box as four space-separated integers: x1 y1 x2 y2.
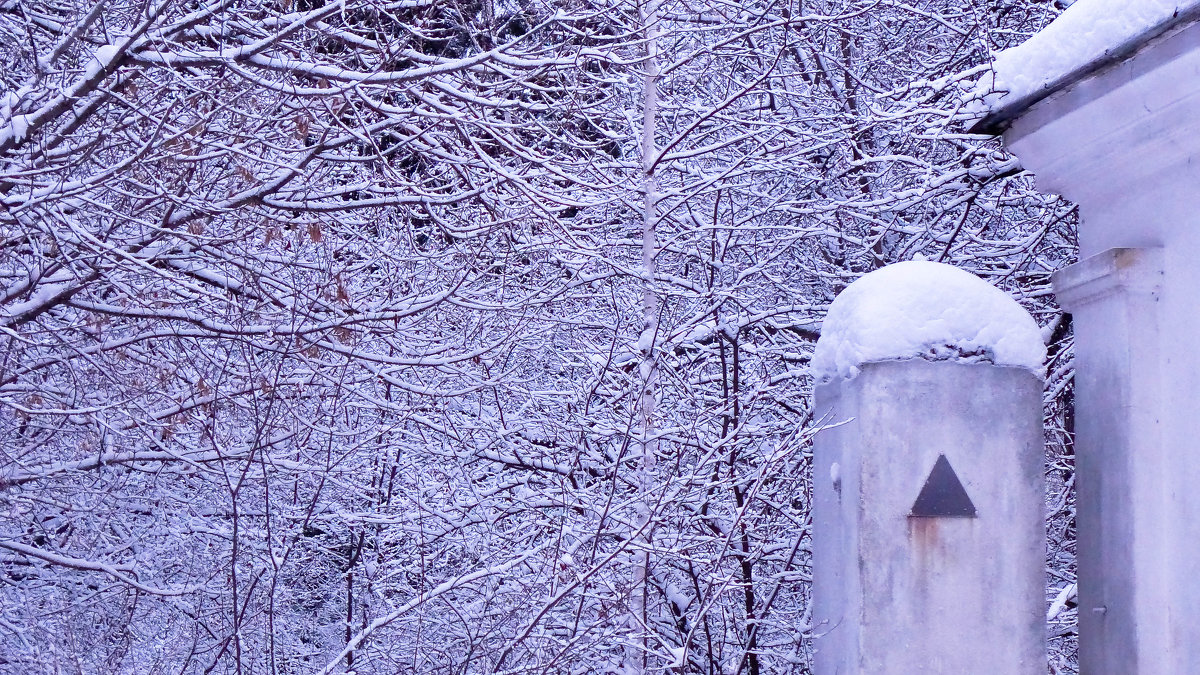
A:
811 261 1046 383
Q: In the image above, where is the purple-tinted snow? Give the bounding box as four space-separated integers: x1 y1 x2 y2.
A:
811 261 1045 383
979 0 1200 110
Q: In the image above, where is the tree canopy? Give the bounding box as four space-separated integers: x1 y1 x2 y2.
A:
0 0 1078 672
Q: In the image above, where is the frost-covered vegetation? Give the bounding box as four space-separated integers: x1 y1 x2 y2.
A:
0 0 1077 672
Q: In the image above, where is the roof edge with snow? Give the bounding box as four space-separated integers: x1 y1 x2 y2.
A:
972 3 1200 135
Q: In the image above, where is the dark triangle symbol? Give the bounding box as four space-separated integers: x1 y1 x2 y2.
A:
910 454 976 517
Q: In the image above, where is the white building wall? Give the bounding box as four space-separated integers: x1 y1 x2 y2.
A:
1003 19 1200 672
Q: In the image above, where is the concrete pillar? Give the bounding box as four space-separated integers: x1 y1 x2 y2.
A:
1052 248 1165 673
813 359 1046 674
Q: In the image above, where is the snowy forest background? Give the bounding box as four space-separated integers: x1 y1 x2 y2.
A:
0 0 1078 672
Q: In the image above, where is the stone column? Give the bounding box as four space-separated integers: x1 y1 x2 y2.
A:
813 359 1045 674
1052 248 1165 673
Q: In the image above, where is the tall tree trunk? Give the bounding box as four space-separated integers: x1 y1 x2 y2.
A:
629 0 661 671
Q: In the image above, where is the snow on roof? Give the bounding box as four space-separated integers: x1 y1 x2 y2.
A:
811 261 1045 383
976 0 1200 122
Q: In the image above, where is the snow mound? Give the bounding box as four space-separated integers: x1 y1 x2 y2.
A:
979 0 1199 111
811 261 1045 383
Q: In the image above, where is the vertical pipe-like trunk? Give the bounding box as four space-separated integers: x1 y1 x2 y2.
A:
345 570 355 671
629 0 661 671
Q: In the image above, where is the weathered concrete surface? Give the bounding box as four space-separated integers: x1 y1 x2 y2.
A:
813 360 1045 674
996 17 1200 672
1054 249 1165 674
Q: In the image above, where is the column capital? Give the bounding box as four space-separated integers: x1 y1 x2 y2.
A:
1052 247 1163 312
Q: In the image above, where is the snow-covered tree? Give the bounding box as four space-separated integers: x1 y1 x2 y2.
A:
0 0 1078 672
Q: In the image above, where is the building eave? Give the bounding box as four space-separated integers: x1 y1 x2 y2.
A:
971 4 1200 136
